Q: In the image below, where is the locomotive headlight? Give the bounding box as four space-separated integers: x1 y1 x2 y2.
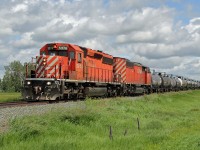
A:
46 81 51 85
27 81 31 85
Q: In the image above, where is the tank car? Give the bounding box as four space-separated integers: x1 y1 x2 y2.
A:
195 80 198 89
168 75 176 91
158 73 172 92
186 79 192 89
194 80 198 89
151 73 162 92
177 76 188 90
198 81 200 89
174 76 181 91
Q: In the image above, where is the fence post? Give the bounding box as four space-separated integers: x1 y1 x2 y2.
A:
124 129 127 136
137 118 140 130
109 126 113 140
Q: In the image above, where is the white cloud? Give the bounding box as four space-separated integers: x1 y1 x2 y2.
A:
185 17 200 33
0 0 200 81
11 4 28 13
10 32 35 49
0 28 13 37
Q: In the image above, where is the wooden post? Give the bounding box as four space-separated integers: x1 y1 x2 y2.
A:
109 126 113 140
137 118 140 130
124 129 127 136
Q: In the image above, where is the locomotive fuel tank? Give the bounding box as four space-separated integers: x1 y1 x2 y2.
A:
84 87 107 97
135 87 145 94
152 74 162 87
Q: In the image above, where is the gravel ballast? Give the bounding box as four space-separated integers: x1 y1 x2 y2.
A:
0 101 86 133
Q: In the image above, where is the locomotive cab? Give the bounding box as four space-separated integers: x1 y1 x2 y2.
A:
31 43 85 80
37 43 69 79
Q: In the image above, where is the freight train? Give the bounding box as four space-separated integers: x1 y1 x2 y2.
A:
22 43 200 101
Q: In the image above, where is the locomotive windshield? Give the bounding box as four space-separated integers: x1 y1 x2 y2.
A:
49 50 67 56
47 45 68 56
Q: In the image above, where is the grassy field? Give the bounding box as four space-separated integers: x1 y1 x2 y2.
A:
1 90 200 149
0 92 21 102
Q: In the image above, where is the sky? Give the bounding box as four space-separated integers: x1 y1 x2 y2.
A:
0 0 200 80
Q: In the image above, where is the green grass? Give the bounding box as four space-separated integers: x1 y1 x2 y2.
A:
1 90 200 149
0 92 21 102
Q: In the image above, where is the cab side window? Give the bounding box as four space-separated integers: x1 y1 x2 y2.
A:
50 52 56 56
78 53 82 63
69 51 75 59
41 52 46 56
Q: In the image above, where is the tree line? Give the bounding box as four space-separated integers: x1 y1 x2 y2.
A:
0 61 34 92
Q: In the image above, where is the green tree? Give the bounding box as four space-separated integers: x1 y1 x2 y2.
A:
1 61 36 92
1 61 25 92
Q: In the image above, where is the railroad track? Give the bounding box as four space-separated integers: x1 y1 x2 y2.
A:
0 95 142 109
0 101 49 108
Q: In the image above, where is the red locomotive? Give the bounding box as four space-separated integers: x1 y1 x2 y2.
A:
22 43 151 101
36 43 113 81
